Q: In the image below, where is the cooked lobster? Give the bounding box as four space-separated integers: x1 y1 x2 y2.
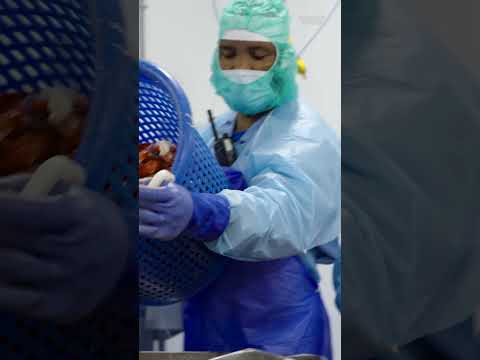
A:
0 89 88 176
139 141 177 179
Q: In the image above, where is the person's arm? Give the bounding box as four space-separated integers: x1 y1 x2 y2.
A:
206 136 341 261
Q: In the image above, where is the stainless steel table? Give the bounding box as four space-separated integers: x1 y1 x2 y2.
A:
139 349 326 360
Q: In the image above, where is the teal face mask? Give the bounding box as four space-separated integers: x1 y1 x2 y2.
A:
210 43 298 116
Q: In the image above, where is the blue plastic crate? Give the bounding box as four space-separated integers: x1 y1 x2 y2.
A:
139 61 228 305
0 0 138 358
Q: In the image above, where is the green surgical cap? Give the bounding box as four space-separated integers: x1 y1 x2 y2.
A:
219 0 291 44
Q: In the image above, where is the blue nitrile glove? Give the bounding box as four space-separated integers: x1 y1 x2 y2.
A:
139 182 230 242
0 174 129 323
139 182 194 241
222 167 248 191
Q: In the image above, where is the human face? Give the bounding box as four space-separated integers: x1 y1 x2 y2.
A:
219 40 277 71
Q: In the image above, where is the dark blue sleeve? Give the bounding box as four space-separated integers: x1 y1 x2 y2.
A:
184 192 231 242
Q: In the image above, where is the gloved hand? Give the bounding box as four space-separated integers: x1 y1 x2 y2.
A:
223 167 248 191
0 174 130 323
139 182 230 242
139 182 194 241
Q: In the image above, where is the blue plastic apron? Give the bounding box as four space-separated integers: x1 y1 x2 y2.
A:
183 122 332 358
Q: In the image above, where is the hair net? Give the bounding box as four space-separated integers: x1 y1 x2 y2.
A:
219 0 290 43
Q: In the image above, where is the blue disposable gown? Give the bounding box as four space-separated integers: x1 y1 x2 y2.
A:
202 99 341 261
183 99 340 357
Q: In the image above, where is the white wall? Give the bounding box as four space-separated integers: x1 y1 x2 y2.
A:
143 0 341 133
142 1 341 358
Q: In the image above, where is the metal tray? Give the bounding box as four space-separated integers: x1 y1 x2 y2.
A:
140 352 225 360
139 350 326 360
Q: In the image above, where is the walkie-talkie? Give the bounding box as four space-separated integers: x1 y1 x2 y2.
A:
208 110 237 166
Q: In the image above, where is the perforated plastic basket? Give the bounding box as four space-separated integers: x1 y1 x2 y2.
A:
0 0 137 358
139 60 229 306
0 0 138 204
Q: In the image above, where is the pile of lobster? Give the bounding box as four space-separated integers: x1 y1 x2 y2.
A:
1 87 178 182
0 88 88 176
138 141 177 179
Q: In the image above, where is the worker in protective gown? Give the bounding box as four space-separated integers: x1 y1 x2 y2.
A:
342 0 480 358
138 0 340 357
